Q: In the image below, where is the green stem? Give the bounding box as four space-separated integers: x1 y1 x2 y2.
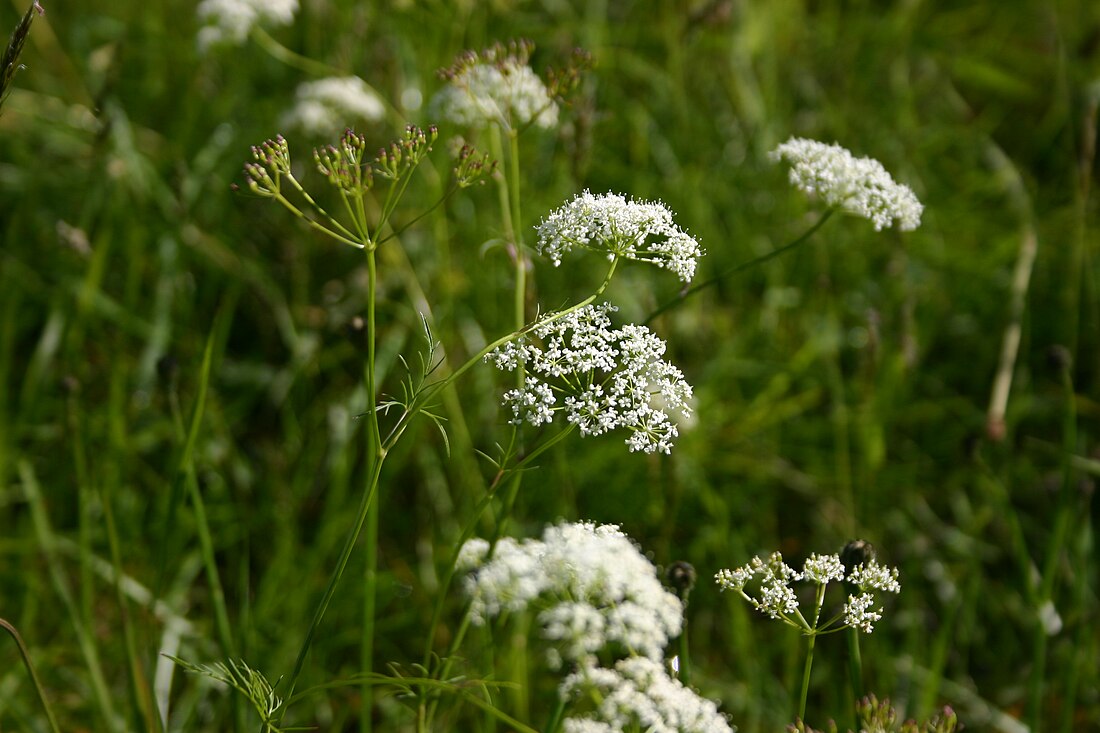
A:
281 249 384 719
798 583 827 721
846 628 863 729
678 616 692 687
0 618 62 733
508 128 526 349
360 245 382 733
250 26 349 79
544 694 568 733
644 209 834 324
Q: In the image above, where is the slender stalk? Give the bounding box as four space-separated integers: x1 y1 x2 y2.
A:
360 248 382 733
846 628 863 729
543 694 568 733
797 583 827 721
644 209 834 324
0 618 62 733
281 243 384 721
250 26 349 79
361 493 379 733
677 615 692 687
508 128 526 352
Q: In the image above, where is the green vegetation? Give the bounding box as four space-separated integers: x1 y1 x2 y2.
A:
1 1 1097 731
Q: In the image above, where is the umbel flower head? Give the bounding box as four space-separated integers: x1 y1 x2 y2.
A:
197 0 297 50
770 137 923 231
486 303 694 455
559 657 734 733
432 39 558 130
280 76 386 137
459 521 684 666
715 550 900 633
536 191 703 283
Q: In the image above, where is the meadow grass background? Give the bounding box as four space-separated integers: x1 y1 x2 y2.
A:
1 0 1098 731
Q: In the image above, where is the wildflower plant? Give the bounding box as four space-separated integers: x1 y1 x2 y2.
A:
163 26 930 733
536 191 704 283
461 523 733 733
716 550 901 720
460 521 684 665
770 137 923 231
486 303 694 454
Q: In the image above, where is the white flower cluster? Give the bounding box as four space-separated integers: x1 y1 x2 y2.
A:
769 137 923 231
197 0 297 50
432 59 557 130
460 522 684 664
486 303 694 455
559 657 734 733
536 191 703 283
279 77 386 137
715 551 900 633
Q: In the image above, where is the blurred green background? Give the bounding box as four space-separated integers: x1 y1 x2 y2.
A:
1 0 1098 731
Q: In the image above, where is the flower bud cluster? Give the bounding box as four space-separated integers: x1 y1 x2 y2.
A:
460 522 684 665
770 137 923 231
197 0 297 50
243 136 292 197
432 39 559 131
536 191 703 283
314 130 372 195
375 125 437 180
715 551 900 633
486 303 693 454
453 144 497 188
280 76 386 138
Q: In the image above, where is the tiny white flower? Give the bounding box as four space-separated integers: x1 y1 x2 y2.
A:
536 191 703 283
280 76 386 137
197 0 297 50
770 137 923 231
